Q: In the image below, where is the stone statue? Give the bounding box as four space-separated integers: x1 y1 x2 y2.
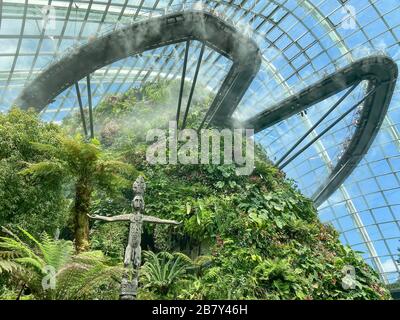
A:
88 175 180 300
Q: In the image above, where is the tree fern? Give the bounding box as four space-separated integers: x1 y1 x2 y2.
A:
20 135 136 252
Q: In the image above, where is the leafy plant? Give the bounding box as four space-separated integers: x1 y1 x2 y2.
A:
139 251 193 298
0 227 123 300
0 108 68 235
20 135 136 252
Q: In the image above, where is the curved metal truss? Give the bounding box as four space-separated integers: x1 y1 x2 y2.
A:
242 55 398 207
14 10 261 125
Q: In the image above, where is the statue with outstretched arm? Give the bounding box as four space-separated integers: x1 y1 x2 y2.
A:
88 214 181 225
88 212 180 267
87 175 181 300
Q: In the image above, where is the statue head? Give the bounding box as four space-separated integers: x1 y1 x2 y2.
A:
132 176 146 195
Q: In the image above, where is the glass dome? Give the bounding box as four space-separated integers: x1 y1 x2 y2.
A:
0 0 399 284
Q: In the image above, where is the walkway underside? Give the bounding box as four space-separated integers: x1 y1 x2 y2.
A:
14 10 262 126
241 55 398 206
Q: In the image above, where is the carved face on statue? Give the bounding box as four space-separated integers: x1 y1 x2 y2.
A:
132 195 144 211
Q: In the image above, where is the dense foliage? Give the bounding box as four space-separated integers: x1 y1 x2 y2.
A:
21 135 135 252
0 108 68 235
128 154 389 300
0 227 122 299
0 80 393 299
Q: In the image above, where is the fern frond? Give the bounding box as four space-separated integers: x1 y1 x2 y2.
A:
204 266 221 281
39 234 73 272
96 160 134 174
0 250 21 259
29 142 59 156
14 257 43 272
0 236 44 266
18 227 43 249
193 255 213 267
0 259 22 274
55 254 123 300
72 250 107 265
173 252 193 265
19 160 67 180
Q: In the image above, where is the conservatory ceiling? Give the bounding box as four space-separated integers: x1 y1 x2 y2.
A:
0 0 399 284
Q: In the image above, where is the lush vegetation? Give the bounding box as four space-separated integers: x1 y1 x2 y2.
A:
20 135 135 252
0 109 68 235
0 81 393 299
0 227 122 299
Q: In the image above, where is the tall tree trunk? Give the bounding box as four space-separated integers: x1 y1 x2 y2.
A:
73 179 92 253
